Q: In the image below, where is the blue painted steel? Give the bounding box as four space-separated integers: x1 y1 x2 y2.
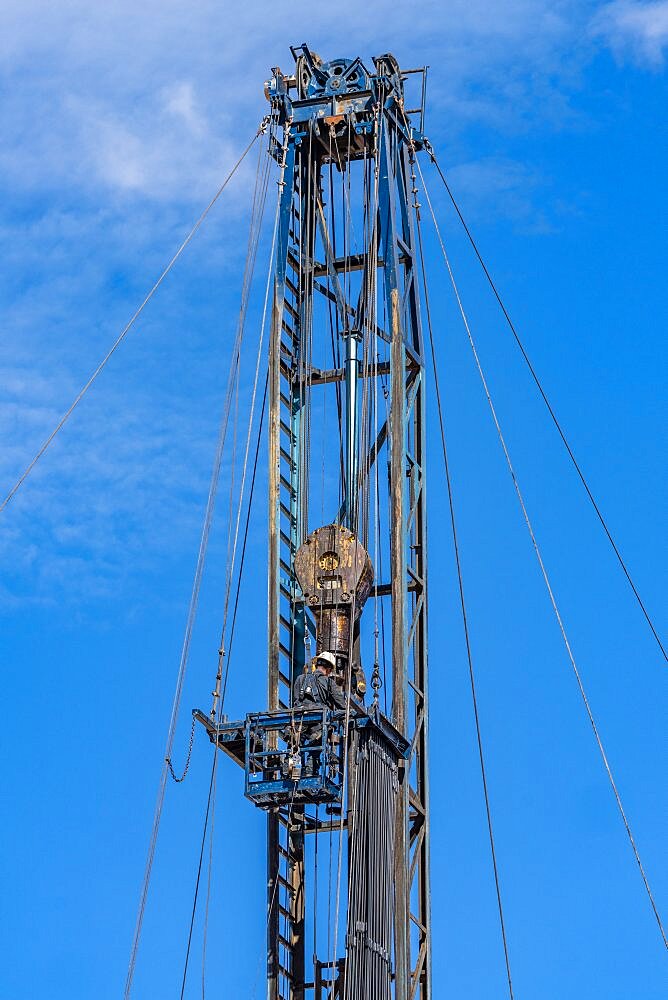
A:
245 708 344 807
261 46 431 1000
197 707 410 809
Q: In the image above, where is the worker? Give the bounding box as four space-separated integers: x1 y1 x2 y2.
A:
292 651 348 712
286 652 355 777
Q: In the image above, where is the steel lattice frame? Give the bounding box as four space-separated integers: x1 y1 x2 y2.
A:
266 50 430 1000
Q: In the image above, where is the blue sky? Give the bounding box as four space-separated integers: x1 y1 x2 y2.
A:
1 1 667 997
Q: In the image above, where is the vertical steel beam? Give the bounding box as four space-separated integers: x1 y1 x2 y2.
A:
378 117 410 1000
269 138 297 713
397 137 431 1000
268 138 296 1000
377 114 432 1000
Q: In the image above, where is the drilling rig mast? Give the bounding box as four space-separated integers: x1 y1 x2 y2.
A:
198 44 430 999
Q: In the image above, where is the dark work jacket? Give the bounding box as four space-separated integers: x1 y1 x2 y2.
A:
293 668 347 712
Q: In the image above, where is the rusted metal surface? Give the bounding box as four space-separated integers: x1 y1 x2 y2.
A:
312 608 351 656
302 361 391 386
294 524 373 613
294 524 373 695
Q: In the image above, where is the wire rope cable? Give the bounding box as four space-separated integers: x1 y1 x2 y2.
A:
123 122 273 999
180 761 216 1000
0 122 268 517
424 145 666 664
415 193 515 998
190 158 279 997
417 155 668 951
210 137 276 718
197 131 286 997
184 380 269 999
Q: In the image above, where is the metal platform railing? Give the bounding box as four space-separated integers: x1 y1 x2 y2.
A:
194 705 409 810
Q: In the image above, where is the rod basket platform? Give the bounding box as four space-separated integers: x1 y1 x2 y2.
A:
194 706 408 810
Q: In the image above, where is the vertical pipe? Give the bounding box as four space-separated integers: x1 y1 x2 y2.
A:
344 330 360 530
389 287 407 735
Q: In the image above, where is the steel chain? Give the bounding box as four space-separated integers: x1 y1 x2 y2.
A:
166 714 196 783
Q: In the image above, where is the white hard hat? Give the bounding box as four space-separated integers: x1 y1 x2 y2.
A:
316 651 337 670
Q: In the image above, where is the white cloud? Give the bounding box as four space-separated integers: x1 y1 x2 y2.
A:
0 1 590 200
0 0 662 205
0 354 246 611
593 1 668 66
163 81 206 136
68 89 243 200
0 187 267 613
90 117 149 192
0 0 663 611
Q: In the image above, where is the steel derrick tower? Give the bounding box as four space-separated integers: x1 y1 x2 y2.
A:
199 45 431 1000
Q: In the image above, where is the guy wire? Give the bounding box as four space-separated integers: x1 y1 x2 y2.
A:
416 153 668 951
1 125 265 517
125 120 276 998
414 182 515 998
425 147 666 664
